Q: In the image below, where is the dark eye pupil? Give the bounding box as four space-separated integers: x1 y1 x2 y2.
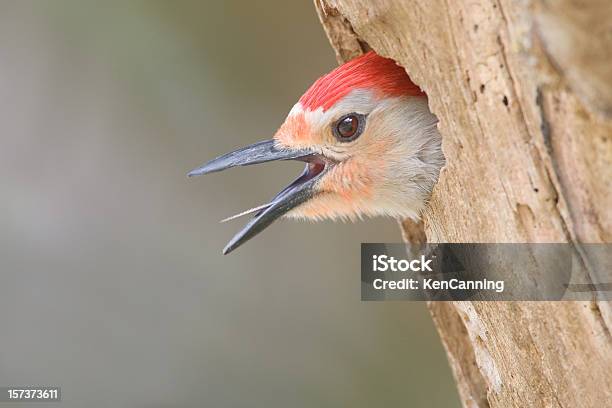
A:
333 113 365 142
337 115 358 138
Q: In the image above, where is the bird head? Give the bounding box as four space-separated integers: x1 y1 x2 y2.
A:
189 51 443 254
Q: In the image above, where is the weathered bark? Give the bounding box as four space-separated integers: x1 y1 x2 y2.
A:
314 1 612 407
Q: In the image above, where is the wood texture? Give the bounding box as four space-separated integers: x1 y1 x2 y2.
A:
314 0 612 406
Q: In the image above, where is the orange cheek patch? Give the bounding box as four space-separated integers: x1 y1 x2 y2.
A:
319 160 374 200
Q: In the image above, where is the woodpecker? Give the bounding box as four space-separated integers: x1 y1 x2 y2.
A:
189 51 443 254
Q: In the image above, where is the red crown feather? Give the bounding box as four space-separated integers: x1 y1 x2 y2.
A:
299 51 424 112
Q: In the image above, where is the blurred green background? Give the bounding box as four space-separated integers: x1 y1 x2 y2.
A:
0 1 459 407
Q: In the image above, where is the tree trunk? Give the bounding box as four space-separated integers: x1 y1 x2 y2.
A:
314 1 612 406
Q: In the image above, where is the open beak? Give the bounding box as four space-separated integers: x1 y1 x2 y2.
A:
188 139 329 254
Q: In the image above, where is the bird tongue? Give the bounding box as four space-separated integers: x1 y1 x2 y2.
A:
220 203 273 223
220 162 329 255
219 163 315 224
219 159 324 224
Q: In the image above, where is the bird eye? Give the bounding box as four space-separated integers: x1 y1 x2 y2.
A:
333 113 365 142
